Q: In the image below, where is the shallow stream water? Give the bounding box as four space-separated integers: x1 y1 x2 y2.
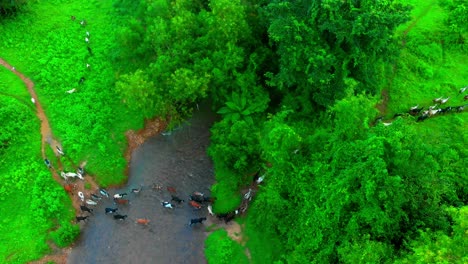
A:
68 106 218 264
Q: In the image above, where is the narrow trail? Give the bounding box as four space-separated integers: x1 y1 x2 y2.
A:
0 58 102 263
0 58 57 157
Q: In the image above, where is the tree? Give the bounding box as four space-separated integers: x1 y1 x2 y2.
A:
395 206 468 264
0 0 27 17
264 0 411 109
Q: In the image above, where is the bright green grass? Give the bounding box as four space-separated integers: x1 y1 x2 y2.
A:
0 193 50 264
0 66 29 98
387 0 467 122
0 0 145 186
0 97 75 263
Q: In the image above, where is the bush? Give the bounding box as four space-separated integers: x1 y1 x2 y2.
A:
205 229 249 264
211 180 242 214
50 221 80 248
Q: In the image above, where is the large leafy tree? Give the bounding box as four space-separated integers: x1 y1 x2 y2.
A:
265 0 411 109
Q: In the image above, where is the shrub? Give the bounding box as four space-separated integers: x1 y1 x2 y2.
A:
50 221 80 248
205 229 248 264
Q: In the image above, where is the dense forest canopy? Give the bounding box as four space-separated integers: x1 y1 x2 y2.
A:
0 0 466 263
112 0 466 262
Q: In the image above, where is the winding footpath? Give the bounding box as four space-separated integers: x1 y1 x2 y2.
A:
0 58 103 263
0 58 57 157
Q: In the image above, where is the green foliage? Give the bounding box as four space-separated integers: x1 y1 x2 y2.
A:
439 0 468 46
205 229 249 264
50 221 80 248
209 118 261 176
0 0 27 18
265 0 411 109
244 211 283 264
115 69 159 118
395 206 468 264
210 176 242 214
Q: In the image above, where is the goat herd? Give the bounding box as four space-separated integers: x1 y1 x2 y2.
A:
375 86 468 126
73 184 218 228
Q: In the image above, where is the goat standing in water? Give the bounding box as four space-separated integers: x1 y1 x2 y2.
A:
189 217 207 227
99 188 110 198
171 195 184 204
161 201 174 209
114 198 130 205
136 218 150 225
105 207 118 214
113 214 128 220
131 185 143 194
189 200 202 209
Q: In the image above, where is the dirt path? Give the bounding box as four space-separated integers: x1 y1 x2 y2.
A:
0 59 110 263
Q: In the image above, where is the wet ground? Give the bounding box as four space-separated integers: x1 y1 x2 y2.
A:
68 106 218 264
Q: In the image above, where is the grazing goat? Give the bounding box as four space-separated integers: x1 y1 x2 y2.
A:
460 86 467 94
44 158 51 168
131 185 143 194
440 97 450 104
189 200 202 209
56 146 64 155
78 191 84 201
80 205 93 214
114 198 130 205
